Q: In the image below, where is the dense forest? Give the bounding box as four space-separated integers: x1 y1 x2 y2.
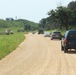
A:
39 1 76 30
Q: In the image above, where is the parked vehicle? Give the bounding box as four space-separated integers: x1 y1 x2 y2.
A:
5 29 13 35
44 32 50 37
61 30 76 53
51 31 62 40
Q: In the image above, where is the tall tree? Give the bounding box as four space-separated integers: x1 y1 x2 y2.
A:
68 1 76 10
39 18 46 29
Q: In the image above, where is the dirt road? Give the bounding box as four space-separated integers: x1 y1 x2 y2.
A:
0 33 76 75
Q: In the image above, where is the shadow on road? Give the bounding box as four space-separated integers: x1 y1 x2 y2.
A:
68 50 76 54
50 39 61 41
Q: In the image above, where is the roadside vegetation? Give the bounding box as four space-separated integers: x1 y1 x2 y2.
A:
0 32 25 59
39 1 76 31
0 19 38 59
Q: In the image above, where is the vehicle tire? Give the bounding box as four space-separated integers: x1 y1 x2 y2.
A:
61 41 64 51
61 45 64 51
64 47 68 53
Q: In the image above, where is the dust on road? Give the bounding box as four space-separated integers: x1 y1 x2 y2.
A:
0 33 76 75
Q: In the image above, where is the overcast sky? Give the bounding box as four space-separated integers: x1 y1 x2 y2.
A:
0 0 75 23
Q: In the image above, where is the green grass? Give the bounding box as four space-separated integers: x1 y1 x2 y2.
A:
0 32 26 59
0 27 24 32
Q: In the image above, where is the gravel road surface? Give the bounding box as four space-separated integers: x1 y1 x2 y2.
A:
0 33 76 75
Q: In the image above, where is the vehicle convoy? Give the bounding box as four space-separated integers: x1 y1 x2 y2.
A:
61 30 76 53
51 31 62 40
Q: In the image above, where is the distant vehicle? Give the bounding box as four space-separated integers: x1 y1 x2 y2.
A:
61 30 76 53
38 29 44 34
32 32 35 34
5 29 13 35
51 31 62 40
44 32 50 37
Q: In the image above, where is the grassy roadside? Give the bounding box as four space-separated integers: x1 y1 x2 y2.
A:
0 32 26 60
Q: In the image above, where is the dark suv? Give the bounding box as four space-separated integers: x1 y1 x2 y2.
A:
61 30 76 53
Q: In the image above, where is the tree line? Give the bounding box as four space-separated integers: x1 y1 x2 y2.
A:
0 19 39 31
1 1 76 31
39 1 76 30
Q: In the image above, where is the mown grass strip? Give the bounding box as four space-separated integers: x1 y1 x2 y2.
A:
0 32 25 60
